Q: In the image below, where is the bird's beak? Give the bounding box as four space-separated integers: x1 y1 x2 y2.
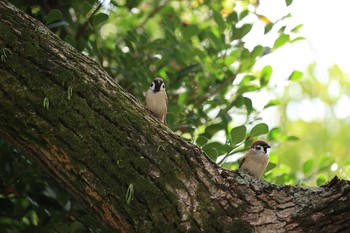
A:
265 144 271 149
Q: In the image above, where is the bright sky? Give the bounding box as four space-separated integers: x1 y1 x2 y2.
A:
258 0 350 73
247 0 350 125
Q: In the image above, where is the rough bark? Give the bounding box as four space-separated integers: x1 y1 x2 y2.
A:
1 1 350 232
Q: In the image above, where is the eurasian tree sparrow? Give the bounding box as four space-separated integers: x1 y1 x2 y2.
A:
239 140 271 178
146 77 168 124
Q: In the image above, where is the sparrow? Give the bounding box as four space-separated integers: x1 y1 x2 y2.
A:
239 140 271 178
145 77 168 123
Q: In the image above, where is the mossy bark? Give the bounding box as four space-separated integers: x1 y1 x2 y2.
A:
1 1 350 232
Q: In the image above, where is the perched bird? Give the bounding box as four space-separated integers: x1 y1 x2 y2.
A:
146 77 168 123
239 140 271 178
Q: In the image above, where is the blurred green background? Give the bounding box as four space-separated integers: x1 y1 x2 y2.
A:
1 0 350 232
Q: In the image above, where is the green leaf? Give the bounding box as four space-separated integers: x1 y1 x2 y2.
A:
285 0 293 6
231 95 244 108
92 13 109 27
203 147 219 161
260 65 272 86
204 123 223 138
46 9 62 25
303 159 313 174
237 84 260 95
265 162 277 173
239 75 255 85
213 11 225 30
250 123 269 137
251 45 264 58
126 183 134 205
182 24 199 39
291 24 303 32
202 142 232 156
264 23 274 34
196 136 209 147
227 11 238 24
273 34 290 49
264 99 281 109
268 127 281 140
230 125 246 146
292 36 305 43
225 49 240 65
54 223 70 233
239 10 249 20
65 35 76 47
70 221 86 233
240 24 253 38
288 70 303 81
316 175 327 186
285 135 299 141
244 97 253 114
81 2 93 15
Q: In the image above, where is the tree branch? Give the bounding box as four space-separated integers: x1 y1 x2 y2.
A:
1 1 350 232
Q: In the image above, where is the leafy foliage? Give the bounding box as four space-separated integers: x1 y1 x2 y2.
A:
1 0 313 231
0 139 112 233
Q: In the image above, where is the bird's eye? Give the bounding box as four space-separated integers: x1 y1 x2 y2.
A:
256 145 262 151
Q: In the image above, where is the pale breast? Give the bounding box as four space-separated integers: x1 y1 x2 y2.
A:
146 90 167 118
240 151 269 178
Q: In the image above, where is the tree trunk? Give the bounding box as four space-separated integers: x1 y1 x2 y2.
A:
1 1 350 232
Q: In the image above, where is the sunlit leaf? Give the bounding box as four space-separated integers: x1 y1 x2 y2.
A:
268 127 282 141
288 70 303 81
230 125 246 146
46 9 62 25
273 34 290 49
303 159 313 174
319 156 334 172
285 0 293 6
237 84 260 95
291 24 303 32
251 45 264 58
316 175 327 186
292 37 305 42
250 123 269 137
264 23 274 34
264 99 281 109
239 75 255 85
260 65 272 87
